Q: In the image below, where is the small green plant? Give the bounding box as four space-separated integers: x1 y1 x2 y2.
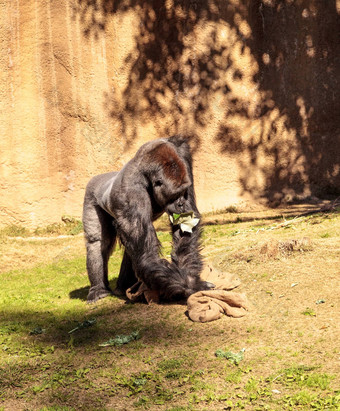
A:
283 390 314 407
215 348 245 365
75 368 90 379
302 307 316 316
320 232 330 238
158 358 184 371
40 407 76 411
99 330 140 347
245 377 259 393
272 365 334 390
225 368 243 384
224 205 238 213
33 217 83 236
0 224 31 237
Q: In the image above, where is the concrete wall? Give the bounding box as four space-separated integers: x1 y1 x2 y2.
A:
0 0 339 227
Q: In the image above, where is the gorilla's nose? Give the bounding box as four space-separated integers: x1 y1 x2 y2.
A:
177 198 184 209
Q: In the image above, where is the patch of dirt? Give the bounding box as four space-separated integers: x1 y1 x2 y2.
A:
0 235 85 273
233 237 313 262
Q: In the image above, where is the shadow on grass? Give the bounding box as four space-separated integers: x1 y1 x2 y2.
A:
0 301 194 409
69 285 90 301
1 290 193 350
0 298 224 409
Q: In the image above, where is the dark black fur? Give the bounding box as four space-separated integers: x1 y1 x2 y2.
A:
82 136 214 302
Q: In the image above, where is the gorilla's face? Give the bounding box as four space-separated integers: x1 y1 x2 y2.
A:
151 177 185 209
146 142 191 209
150 167 190 211
165 189 189 215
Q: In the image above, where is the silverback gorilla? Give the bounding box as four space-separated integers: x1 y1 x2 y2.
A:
82 135 214 302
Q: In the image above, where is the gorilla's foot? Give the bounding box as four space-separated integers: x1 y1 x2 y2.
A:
87 286 112 303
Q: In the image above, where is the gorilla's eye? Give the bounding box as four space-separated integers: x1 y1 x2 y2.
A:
154 180 163 187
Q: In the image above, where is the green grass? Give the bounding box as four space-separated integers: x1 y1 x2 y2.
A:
0 216 83 238
0 209 339 410
0 224 31 238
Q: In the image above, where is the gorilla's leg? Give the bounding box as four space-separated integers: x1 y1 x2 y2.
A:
113 251 138 296
83 204 116 302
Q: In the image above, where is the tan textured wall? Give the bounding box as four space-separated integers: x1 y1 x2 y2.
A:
0 0 339 227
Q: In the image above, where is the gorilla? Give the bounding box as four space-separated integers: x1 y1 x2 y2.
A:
82 135 214 303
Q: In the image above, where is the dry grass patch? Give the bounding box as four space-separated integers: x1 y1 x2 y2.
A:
233 237 314 262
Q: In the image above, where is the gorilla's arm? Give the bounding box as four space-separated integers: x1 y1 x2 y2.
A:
169 204 204 284
167 136 204 284
114 251 137 296
113 189 198 300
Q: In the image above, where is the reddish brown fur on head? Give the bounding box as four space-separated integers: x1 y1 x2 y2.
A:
148 143 189 187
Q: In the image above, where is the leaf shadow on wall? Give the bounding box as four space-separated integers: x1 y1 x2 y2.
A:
73 0 340 204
